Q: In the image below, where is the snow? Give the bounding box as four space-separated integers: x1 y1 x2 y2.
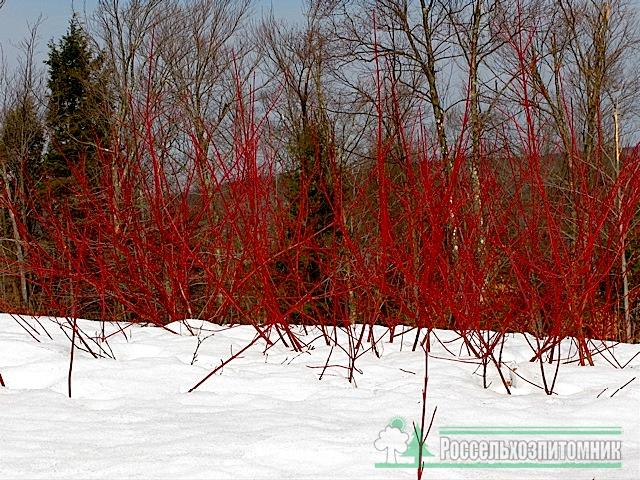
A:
1 313 639 479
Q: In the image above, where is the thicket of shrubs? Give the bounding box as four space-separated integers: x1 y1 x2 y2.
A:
1 1 639 350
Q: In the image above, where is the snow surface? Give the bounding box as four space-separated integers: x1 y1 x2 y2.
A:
1 313 639 479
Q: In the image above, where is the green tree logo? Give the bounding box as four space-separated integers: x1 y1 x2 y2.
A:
374 416 435 468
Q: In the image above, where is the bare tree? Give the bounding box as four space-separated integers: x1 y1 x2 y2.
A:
496 1 639 159
158 0 252 156
93 0 174 145
324 1 456 167
0 18 45 307
257 10 331 163
94 0 255 181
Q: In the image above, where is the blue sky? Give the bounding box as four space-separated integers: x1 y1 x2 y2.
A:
0 0 304 68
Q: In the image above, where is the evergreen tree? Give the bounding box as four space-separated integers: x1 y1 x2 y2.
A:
275 116 341 323
0 94 45 232
44 15 110 187
401 427 435 465
0 95 44 179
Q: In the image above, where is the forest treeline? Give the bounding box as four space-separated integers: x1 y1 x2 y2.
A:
0 0 639 347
